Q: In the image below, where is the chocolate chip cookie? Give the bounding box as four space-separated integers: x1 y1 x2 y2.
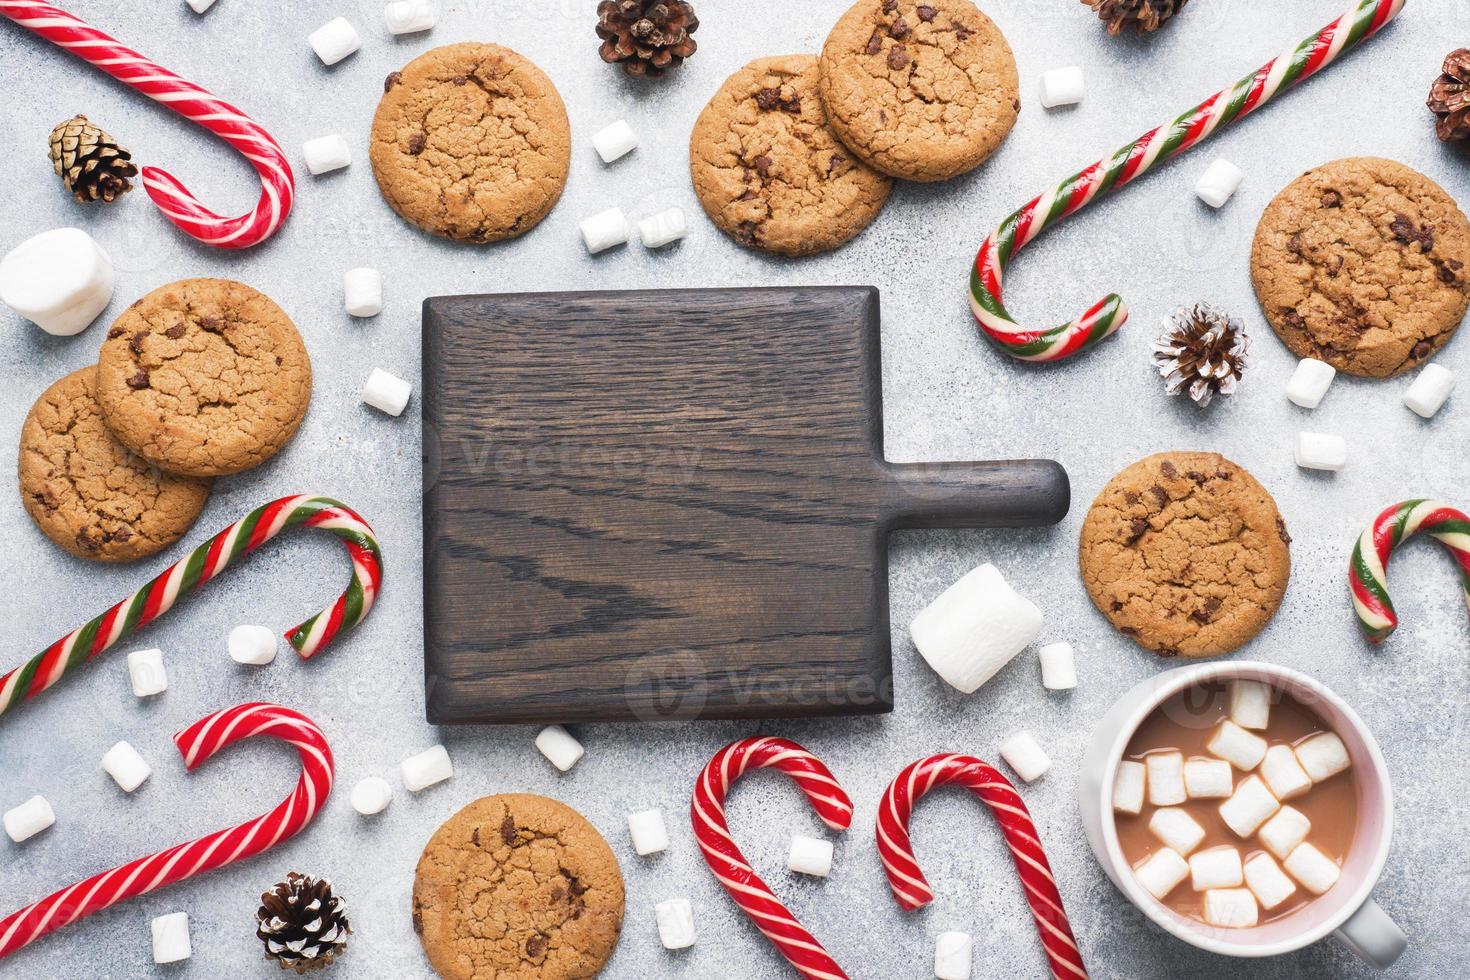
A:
372 43 571 243
413 794 624 979
818 0 1019 182
1251 157 1470 377
1079 453 1291 659
95 279 312 478
690 54 892 256
19 368 210 562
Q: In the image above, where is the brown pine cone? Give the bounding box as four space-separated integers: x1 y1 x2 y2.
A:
256 873 350 973
1083 0 1188 36
48 114 137 204
1429 49 1470 144
596 0 698 78
1152 303 1248 407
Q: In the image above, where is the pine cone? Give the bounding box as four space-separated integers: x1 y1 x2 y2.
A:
1429 49 1470 144
596 0 698 78
1083 0 1188 35
48 114 138 204
1152 303 1248 407
256 873 350 974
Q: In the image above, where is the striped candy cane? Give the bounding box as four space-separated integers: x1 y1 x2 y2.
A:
0 495 382 719
0 1 294 248
971 0 1406 361
0 702 332 959
692 737 853 980
1350 499 1470 643
877 755 1087 980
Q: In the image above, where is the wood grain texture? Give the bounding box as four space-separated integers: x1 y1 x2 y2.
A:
423 287 1069 724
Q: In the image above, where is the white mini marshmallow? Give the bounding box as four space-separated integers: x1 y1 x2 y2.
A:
101 741 152 793
1038 66 1084 108
628 809 669 856
350 776 393 815
999 730 1050 783
1257 806 1311 860
186 0 217 12
228 624 278 665
1219 774 1280 838
934 931 974 980
151 912 192 964
1203 888 1259 928
638 207 688 249
1286 358 1336 409
1183 758 1233 799
1259 745 1312 801
384 0 436 34
1145 751 1186 806
787 835 834 877
127 648 167 698
581 207 629 254
1189 845 1244 891
536 724 584 772
1404 363 1455 419
1296 432 1346 472
1037 641 1077 690
1112 760 1146 815
0 228 114 336
910 563 1042 694
309 17 360 65
302 134 351 175
1295 732 1350 783
1228 680 1272 730
400 745 453 792
344 267 383 317
1196 158 1245 208
592 120 639 164
655 898 695 950
1243 852 1297 910
3 795 55 843
1148 807 1206 856
1134 848 1189 900
1284 842 1341 895
363 368 412 416
1207 720 1267 771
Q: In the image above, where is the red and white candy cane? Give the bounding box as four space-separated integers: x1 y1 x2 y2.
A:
0 701 332 959
692 737 853 980
970 0 1405 361
1350 499 1470 643
878 755 1087 980
0 1 294 248
0 495 382 720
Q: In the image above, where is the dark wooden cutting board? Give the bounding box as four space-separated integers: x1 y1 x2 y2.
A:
422 287 1068 725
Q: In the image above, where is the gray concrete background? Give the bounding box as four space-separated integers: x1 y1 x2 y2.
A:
1 0 1467 977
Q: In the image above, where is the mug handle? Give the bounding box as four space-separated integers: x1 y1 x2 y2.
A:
1334 897 1407 968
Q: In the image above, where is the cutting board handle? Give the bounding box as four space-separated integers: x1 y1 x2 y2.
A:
877 459 1070 530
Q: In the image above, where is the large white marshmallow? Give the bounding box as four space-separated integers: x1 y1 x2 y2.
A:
1038 66 1084 108
1037 641 1078 690
910 563 1042 694
787 835 834 877
1243 852 1297 910
1219 775 1280 838
536 724 585 772
1196 158 1245 209
628 809 669 856
1207 720 1267 771
1404 363 1455 419
1228 680 1272 730
1203 888 1259 929
151 911 192 964
384 0 436 34
3 795 55 843
1257 806 1311 860
592 120 639 164
363 368 412 417
302 134 351 175
0 228 114 336
350 776 393 815
1148 807 1206 856
228 624 278 665
309 17 360 65
999 730 1050 783
1284 842 1342 895
1259 745 1312 801
1285 358 1336 409
1295 732 1350 783
400 744 454 792
127 648 168 698
1112 760 1146 815
934 931 973 980
581 207 629 254
1145 751 1186 806
1295 431 1347 472
655 898 695 950
638 207 687 249
1183 757 1233 799
1134 848 1189 900
1189 846 1243 891
101 740 152 793
344 267 383 317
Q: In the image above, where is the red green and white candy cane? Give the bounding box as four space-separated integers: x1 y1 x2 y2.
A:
1350 499 1470 643
970 0 1405 362
0 495 382 719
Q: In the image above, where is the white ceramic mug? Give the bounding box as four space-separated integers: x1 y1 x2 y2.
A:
1078 660 1407 967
